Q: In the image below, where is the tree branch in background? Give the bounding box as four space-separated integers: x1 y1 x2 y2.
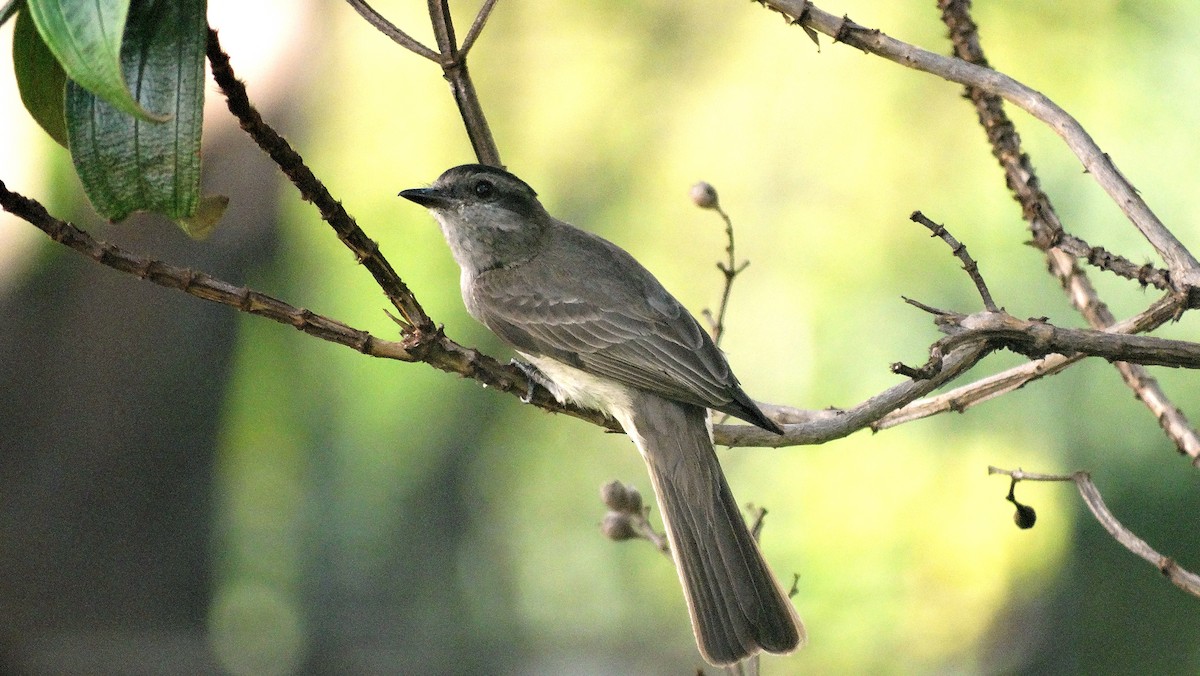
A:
426 0 502 166
989 467 1200 598
935 0 1200 462
758 0 1200 297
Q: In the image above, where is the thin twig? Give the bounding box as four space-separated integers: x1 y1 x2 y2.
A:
344 0 440 61
711 205 749 347
715 342 992 448
747 505 768 541
692 182 748 347
761 0 1200 297
937 0 1200 461
427 0 501 166
460 0 500 57
910 211 998 312
900 306 1200 371
989 466 1200 598
873 292 1189 425
0 179 402 360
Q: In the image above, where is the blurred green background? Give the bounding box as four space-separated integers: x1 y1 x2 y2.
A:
2 1 1199 673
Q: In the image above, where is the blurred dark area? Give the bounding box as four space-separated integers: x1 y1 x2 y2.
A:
0 128 273 673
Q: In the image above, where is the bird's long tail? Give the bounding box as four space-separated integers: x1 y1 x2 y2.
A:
622 393 805 666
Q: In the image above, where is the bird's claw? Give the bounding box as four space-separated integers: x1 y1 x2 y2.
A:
510 359 542 403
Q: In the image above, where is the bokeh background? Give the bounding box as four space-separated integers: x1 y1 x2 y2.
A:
2 1 1199 673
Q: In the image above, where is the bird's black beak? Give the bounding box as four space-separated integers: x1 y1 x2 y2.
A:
399 187 452 209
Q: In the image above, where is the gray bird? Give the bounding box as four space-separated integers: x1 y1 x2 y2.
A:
400 164 805 666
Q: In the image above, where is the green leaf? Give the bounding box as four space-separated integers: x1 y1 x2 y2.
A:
25 0 165 121
65 0 208 223
177 194 230 240
13 8 69 147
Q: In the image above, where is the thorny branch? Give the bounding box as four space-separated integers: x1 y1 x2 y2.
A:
758 0 1200 299
989 467 1200 598
910 211 998 313
0 8 1192 462
935 0 1200 462
203 28 613 431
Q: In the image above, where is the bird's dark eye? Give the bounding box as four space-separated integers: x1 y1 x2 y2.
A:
473 180 495 199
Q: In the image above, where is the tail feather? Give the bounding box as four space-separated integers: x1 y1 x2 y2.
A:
623 394 805 666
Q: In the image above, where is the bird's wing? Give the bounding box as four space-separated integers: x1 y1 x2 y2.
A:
467 226 756 419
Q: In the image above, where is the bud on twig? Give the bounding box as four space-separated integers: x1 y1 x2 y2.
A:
689 181 719 210
1005 475 1037 529
601 512 638 541
600 480 643 514
1012 501 1037 529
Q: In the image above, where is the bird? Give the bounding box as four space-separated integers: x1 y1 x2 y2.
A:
400 164 805 666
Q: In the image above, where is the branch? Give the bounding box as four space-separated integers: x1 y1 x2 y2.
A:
0 180 402 360
206 29 433 334
989 467 1200 598
936 0 1200 460
902 306 1200 372
427 0 502 166
734 290 1187 451
875 293 1200 457
691 181 749 347
910 211 998 312
0 178 619 433
344 0 440 61
760 0 1200 298
716 342 992 447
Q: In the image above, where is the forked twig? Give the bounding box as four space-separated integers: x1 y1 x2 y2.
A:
910 211 998 312
692 182 749 347
760 0 1200 294
936 0 1200 461
427 0 501 165
460 0 500 57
